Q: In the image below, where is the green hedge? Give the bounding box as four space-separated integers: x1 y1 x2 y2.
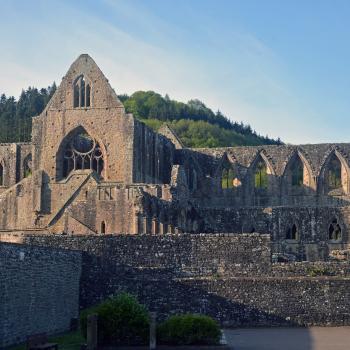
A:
80 293 149 346
158 314 221 345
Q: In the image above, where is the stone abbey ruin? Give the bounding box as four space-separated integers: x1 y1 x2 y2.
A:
1 54 350 261
1 54 350 347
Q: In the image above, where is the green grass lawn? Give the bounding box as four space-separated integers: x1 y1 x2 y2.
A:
10 331 85 350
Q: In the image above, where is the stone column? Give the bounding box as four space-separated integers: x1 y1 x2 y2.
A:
144 216 149 234
152 219 159 235
159 223 167 235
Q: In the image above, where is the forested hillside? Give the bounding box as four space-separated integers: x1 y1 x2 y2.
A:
0 84 56 142
0 86 282 147
119 91 282 147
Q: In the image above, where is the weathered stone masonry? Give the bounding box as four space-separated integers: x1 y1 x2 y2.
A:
0 243 82 348
2 54 350 346
0 54 349 262
23 234 350 328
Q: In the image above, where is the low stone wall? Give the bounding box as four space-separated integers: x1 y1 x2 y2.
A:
0 243 82 348
272 261 350 277
22 233 350 327
79 271 350 327
24 233 272 277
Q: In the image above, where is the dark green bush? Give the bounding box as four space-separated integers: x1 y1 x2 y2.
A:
80 293 149 346
158 314 221 345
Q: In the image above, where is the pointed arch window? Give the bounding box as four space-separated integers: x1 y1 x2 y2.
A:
327 156 342 190
101 221 106 234
286 224 298 240
254 160 268 189
328 218 342 241
73 75 91 108
63 131 104 178
222 166 235 189
291 159 303 187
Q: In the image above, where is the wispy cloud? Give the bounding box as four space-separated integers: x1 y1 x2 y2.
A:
0 0 345 144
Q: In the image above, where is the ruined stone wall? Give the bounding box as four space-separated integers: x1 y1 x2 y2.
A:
24 233 272 276
132 119 174 184
32 55 134 184
190 143 350 208
198 206 350 261
20 233 350 327
0 243 81 348
0 170 44 230
0 143 32 192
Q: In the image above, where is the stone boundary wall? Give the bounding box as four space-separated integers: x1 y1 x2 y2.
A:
21 233 350 327
24 233 272 277
272 261 350 277
0 243 82 348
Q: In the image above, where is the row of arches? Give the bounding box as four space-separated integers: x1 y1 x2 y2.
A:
284 219 342 241
220 151 348 195
247 218 343 242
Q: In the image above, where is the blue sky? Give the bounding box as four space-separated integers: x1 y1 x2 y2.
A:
1 0 350 144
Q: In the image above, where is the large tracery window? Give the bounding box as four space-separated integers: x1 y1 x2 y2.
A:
63 132 103 178
73 75 91 108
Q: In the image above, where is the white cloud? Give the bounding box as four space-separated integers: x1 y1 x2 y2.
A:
0 0 337 144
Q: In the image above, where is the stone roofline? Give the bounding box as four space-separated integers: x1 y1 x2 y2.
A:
193 142 350 151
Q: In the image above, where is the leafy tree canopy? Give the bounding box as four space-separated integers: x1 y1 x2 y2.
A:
0 86 282 148
120 91 282 147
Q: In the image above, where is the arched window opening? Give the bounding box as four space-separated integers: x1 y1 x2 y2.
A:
188 168 197 191
0 163 3 186
101 221 106 234
63 131 104 178
254 160 268 189
286 224 298 240
328 218 342 241
73 75 92 108
327 156 342 190
222 167 234 189
23 154 32 178
292 159 303 187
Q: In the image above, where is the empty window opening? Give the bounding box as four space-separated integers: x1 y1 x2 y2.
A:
254 160 268 189
286 224 298 240
328 218 342 241
222 167 234 189
327 157 342 190
292 160 303 187
73 75 91 108
23 154 32 178
63 131 104 178
101 221 106 234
